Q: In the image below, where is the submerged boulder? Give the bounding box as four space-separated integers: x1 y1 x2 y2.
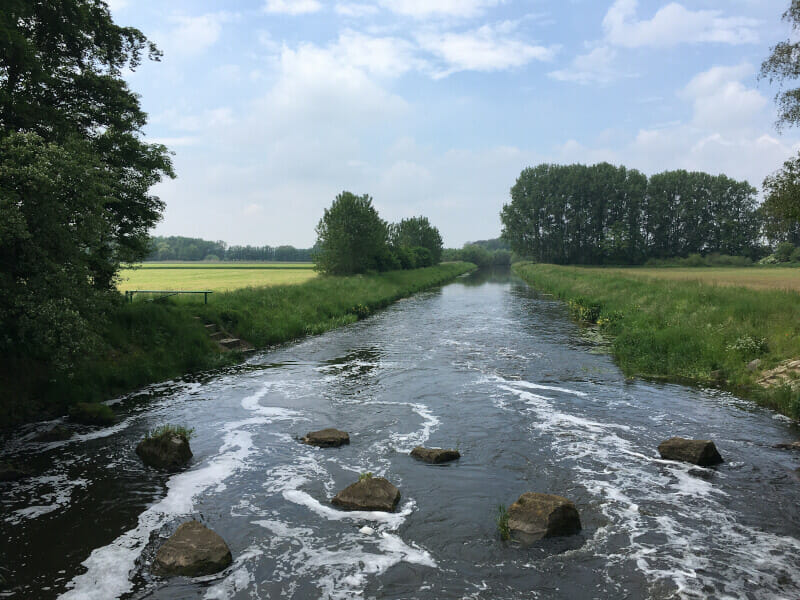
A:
0 462 29 482
332 476 400 512
34 425 73 442
69 402 116 426
136 432 192 470
658 437 723 466
507 492 582 541
302 428 350 448
410 446 460 464
154 521 232 577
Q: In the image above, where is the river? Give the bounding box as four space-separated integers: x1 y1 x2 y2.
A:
2 268 800 599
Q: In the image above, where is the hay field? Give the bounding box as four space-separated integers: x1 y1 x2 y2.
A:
118 262 317 292
599 267 800 293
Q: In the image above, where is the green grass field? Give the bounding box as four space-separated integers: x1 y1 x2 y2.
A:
118 262 317 292
513 263 800 418
601 266 800 293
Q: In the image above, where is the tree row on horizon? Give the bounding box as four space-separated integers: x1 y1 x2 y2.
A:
500 163 783 265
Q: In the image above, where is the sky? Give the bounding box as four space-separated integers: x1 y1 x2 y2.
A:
108 0 800 248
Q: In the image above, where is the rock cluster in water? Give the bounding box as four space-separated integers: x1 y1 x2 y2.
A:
507 492 582 541
154 521 232 576
302 428 350 448
410 446 460 464
34 425 73 442
657 437 723 466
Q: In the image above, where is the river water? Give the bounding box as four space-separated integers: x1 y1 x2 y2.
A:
3 269 800 600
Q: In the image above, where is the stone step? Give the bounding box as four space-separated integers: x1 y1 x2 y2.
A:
209 331 227 341
204 323 219 333
219 338 243 350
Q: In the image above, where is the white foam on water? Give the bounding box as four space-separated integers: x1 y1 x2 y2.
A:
58 385 299 600
202 545 262 600
510 379 588 397
252 519 435 600
4 473 89 525
493 375 800 599
283 490 413 528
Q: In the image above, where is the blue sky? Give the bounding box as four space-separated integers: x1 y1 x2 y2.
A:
109 0 799 247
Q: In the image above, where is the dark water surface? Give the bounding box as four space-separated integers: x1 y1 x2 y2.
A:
3 269 800 600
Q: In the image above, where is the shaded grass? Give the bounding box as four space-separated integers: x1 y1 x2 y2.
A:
513 262 800 418
1 264 474 427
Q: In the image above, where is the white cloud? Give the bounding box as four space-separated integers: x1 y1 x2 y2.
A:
380 0 503 19
263 0 322 15
158 13 234 58
335 3 380 18
336 31 421 77
105 0 128 11
680 63 766 132
418 23 556 77
548 46 634 85
554 64 794 189
603 0 759 48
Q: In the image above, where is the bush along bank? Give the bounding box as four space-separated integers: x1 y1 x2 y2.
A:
1 263 475 428
512 262 800 418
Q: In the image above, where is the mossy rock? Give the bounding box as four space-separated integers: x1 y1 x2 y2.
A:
68 402 116 426
154 521 232 576
136 432 192 470
34 425 73 442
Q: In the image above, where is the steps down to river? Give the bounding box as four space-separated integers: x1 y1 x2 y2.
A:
202 322 254 353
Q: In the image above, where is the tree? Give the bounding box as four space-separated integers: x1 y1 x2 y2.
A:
0 2 172 373
760 1 800 130
762 155 800 241
314 192 390 274
389 217 444 264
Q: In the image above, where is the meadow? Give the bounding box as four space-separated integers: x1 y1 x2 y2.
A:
118 262 317 292
602 266 800 293
513 263 800 418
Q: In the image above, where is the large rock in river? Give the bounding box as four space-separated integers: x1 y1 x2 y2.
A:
34 425 73 442
154 521 232 576
507 493 581 541
332 477 400 512
410 446 460 464
136 433 192 470
657 437 723 466
302 428 350 448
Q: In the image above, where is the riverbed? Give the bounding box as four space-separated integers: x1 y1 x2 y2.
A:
2 268 800 599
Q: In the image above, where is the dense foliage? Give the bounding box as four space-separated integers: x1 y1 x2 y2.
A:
146 236 314 262
314 192 444 275
759 2 800 235
389 217 444 264
501 163 760 265
0 1 172 382
443 245 512 267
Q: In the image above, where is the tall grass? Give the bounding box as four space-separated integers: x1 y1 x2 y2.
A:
513 262 800 418
2 263 474 427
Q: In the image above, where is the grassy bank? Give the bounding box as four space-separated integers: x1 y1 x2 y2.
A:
2 263 474 427
513 262 800 418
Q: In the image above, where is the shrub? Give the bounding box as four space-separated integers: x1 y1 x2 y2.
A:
791 247 800 263
775 242 795 263
568 298 602 323
350 304 371 319
395 247 416 270
726 335 768 358
411 247 433 268
69 402 115 425
358 472 373 481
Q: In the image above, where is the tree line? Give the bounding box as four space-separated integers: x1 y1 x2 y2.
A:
147 236 315 262
314 192 443 275
500 163 770 265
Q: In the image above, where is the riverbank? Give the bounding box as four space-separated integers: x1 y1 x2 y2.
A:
513 262 800 418
1 263 474 427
